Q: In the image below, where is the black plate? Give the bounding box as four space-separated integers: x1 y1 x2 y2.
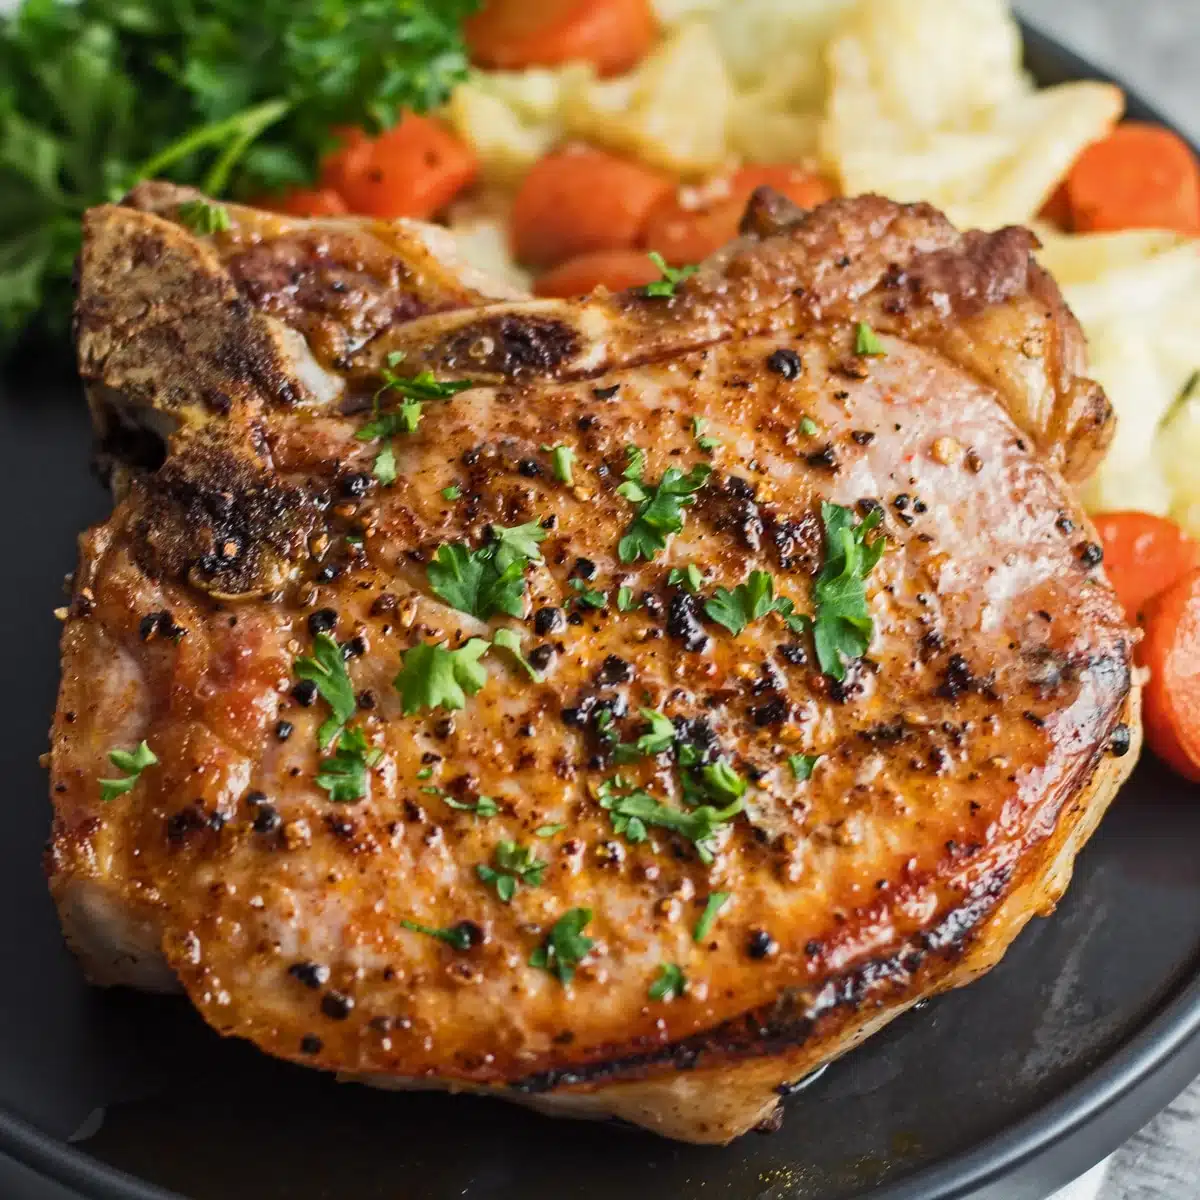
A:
2 23 1199 1200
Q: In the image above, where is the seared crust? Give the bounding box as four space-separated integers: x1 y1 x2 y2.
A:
50 189 1138 1143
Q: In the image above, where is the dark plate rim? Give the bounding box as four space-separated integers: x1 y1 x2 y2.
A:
3 19 1199 1200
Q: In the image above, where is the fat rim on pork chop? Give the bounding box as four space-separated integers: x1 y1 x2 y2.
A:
48 182 1140 1143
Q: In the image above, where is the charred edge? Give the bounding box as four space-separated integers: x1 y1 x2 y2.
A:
440 314 581 377
510 866 1014 1094
129 440 316 595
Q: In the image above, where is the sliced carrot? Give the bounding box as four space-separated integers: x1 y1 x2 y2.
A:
1093 511 1200 621
1140 567 1200 782
259 188 349 218
324 117 478 221
1038 181 1074 232
642 166 836 266
510 147 673 268
1065 122 1200 235
533 249 661 297
465 0 657 76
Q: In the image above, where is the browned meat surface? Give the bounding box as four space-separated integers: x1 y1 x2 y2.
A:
48 183 1139 1143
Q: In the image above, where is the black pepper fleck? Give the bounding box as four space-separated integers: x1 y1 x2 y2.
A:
1109 724 1132 757
308 608 338 636
747 930 778 960
321 991 355 1020
292 679 318 706
288 961 331 990
766 348 802 380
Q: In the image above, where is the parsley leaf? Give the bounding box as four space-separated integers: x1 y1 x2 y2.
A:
693 892 730 942
668 563 704 594
541 443 576 485
614 708 675 763
427 522 546 620
443 795 499 818
618 462 711 563
599 779 743 865
854 321 886 356
529 908 594 985
477 841 546 902
641 251 697 298
569 577 606 609
692 416 720 453
811 502 885 680
176 199 230 234
616 586 640 612
535 823 565 838
99 740 157 802
401 919 475 951
697 758 747 804
315 727 380 803
649 963 686 1001
295 633 357 747
394 638 492 715
441 484 462 501
492 627 543 681
704 569 798 637
788 753 819 781
799 416 819 436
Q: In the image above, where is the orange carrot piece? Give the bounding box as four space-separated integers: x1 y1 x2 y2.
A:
260 188 349 218
326 117 478 221
1038 181 1074 231
1140 567 1200 782
1065 122 1200 235
1094 511 1200 621
465 0 657 77
533 249 662 297
642 166 836 266
510 147 674 268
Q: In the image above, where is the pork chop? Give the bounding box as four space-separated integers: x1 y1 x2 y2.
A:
48 183 1140 1143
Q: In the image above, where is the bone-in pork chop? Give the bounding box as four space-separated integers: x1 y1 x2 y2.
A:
48 183 1139 1143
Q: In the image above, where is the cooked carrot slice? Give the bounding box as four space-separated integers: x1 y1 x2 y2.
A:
259 188 349 218
642 166 836 266
510 147 673 268
323 117 478 221
465 0 657 76
1140 567 1200 782
1038 181 1074 232
1094 511 1200 621
533 249 661 297
1065 122 1200 235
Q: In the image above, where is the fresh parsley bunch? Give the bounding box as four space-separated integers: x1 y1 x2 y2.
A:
0 0 478 352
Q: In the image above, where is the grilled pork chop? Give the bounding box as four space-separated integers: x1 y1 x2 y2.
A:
49 182 1140 1143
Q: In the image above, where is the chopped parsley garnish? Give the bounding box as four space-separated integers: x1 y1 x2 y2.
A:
416 766 434 780
176 199 230 234
443 795 499 818
649 963 686 1001
697 758 747 804
614 708 675 763
535 823 566 838
693 892 730 942
799 416 819 436
854 321 886 357
401 919 475 951
569 577 606 609
788 753 819 781
668 563 704 594
393 638 492 715
315 727 381 803
99 741 157 802
427 521 546 620
492 627 543 681
598 778 743 865
692 416 720 454
616 586 640 612
811 502 885 680
617 462 711 563
294 633 357 747
529 908 594 985
704 570 804 637
441 484 462 501
541 443 577 485
641 251 697 298
477 841 546 902
357 352 473 483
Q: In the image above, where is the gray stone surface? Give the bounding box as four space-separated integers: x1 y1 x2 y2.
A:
1015 8 1200 1197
